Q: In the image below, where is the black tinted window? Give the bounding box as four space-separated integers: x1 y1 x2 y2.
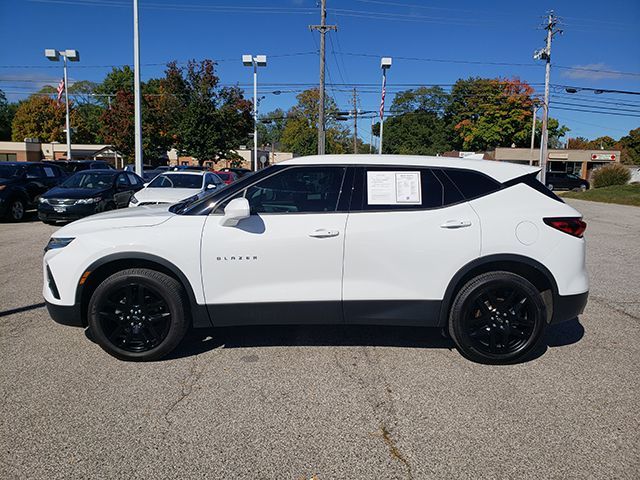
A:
354 167 450 211
443 169 501 200
26 165 45 178
244 167 346 213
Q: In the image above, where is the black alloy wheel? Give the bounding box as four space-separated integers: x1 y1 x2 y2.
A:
88 268 190 361
449 272 546 364
96 283 172 353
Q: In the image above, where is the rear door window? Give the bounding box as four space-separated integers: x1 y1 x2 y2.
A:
351 167 464 211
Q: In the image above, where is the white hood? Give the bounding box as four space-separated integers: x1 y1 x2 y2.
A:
55 204 174 236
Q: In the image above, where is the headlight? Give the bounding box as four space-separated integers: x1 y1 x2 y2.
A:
44 237 75 252
39 197 49 204
130 195 139 204
76 197 102 204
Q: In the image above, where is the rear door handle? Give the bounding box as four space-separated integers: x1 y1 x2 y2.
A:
309 229 340 238
440 219 472 229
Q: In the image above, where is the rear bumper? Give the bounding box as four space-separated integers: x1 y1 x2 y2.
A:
46 300 84 327
552 291 589 324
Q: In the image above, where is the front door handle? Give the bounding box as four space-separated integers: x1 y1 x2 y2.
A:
309 229 340 238
440 219 472 229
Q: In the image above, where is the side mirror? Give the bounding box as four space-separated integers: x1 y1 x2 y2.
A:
206 184 216 190
220 197 250 227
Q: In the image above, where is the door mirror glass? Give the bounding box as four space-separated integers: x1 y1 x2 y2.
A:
220 197 250 226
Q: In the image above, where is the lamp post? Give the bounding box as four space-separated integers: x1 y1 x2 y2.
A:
45 48 79 160
379 57 392 155
243 54 267 171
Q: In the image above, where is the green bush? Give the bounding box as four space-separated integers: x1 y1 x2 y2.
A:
592 163 631 188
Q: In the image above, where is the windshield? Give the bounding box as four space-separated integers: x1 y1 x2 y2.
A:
0 165 22 179
61 172 115 189
148 173 203 189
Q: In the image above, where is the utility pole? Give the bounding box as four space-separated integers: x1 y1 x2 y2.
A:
133 0 143 176
534 11 561 184
310 0 337 156
352 87 358 154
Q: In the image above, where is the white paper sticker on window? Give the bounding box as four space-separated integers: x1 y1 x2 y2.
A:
367 171 421 205
395 172 421 203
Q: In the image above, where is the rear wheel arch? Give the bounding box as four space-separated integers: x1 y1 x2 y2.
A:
77 253 210 328
439 254 558 327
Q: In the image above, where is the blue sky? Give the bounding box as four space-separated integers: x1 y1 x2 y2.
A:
1 0 639 142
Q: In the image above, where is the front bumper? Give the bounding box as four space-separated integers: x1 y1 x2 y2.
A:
46 300 84 327
552 291 589 324
38 203 100 222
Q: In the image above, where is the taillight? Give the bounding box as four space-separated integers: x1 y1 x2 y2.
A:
543 217 587 238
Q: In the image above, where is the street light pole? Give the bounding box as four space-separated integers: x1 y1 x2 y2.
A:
62 54 72 161
133 0 143 176
379 57 392 155
243 55 267 171
45 48 79 160
529 104 538 166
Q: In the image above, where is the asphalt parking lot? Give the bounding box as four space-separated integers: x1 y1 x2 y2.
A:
1 199 638 480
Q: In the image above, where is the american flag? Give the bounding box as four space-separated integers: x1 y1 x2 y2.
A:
56 79 64 103
379 74 386 120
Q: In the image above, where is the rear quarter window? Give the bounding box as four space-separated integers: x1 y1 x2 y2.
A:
443 169 501 200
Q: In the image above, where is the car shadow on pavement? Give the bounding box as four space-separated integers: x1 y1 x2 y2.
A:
164 317 585 363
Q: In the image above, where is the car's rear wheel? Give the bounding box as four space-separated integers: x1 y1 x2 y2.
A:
448 272 546 364
8 198 25 221
87 268 190 361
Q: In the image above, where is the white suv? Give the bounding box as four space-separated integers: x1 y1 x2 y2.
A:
43 155 588 364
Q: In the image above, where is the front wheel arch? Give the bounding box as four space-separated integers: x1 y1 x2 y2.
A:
78 254 210 328
438 254 558 328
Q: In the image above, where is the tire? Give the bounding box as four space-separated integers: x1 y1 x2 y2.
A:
580 184 588 192
7 198 26 222
448 271 546 364
103 202 116 212
87 268 190 361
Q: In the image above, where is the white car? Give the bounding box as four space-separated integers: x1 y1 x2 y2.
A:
129 170 224 207
43 155 588 364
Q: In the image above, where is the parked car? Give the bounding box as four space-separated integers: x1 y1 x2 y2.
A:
220 167 252 178
212 170 238 185
129 171 225 207
546 172 590 191
38 169 144 224
43 155 588 363
0 162 67 221
59 160 116 174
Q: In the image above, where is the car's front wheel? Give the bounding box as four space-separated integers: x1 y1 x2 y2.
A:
448 272 546 364
88 268 190 361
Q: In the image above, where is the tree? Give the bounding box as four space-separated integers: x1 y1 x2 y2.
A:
372 86 452 155
71 103 104 144
174 60 253 164
0 90 18 141
618 128 640 165
446 77 569 151
94 66 134 106
280 88 350 156
11 96 65 142
568 137 590 149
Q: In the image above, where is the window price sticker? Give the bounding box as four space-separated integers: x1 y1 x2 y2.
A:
367 171 421 205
